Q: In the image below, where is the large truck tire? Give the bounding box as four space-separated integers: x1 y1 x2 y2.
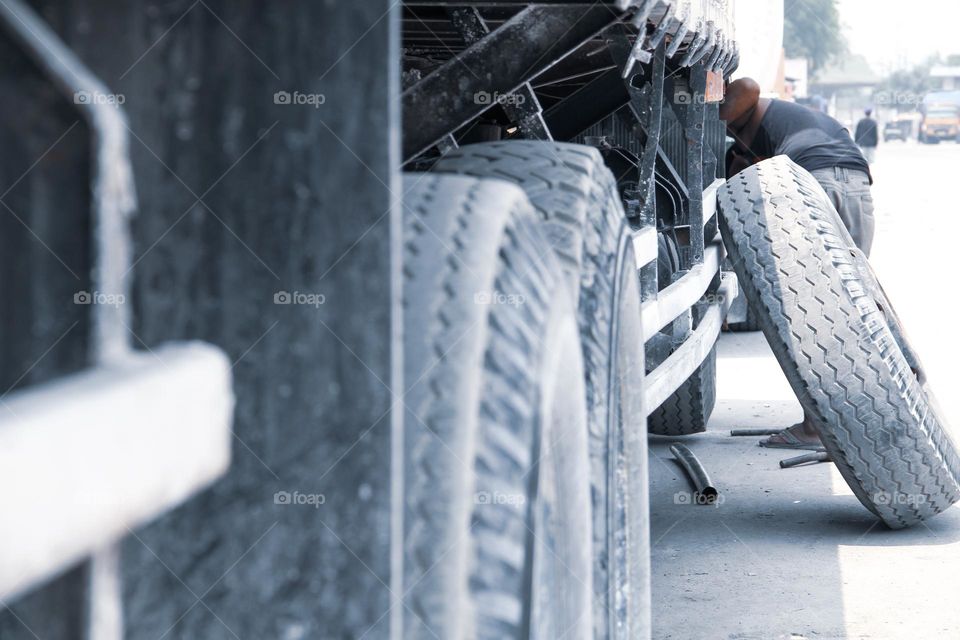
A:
647 236 717 436
433 142 651 640
402 174 593 639
718 155 960 528
647 346 717 436
657 231 681 291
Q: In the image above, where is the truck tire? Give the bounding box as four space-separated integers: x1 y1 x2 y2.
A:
402 174 593 639
657 231 681 291
647 346 717 436
718 155 960 528
433 142 651 640
647 237 718 436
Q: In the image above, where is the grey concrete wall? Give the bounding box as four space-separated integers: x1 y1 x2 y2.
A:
0 2 399 638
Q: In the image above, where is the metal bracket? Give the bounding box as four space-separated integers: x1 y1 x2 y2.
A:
682 20 714 67
446 7 552 140
403 4 617 159
678 61 708 268
610 33 666 227
665 9 690 59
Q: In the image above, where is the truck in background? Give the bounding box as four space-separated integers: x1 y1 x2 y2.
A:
920 91 960 143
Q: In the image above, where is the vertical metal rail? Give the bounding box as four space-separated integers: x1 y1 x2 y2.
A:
703 101 724 241
1 2 137 638
679 60 707 268
0 0 136 367
609 35 674 371
631 43 667 230
614 39 666 304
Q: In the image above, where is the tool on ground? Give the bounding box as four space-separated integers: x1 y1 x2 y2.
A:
730 428 784 436
779 451 831 469
669 443 719 504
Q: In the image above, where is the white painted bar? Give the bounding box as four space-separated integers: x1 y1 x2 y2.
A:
702 178 724 227
631 178 724 272
641 240 725 338
0 342 234 601
632 226 658 268
644 273 739 413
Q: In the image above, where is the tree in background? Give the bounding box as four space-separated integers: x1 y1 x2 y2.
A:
874 55 940 112
783 0 846 73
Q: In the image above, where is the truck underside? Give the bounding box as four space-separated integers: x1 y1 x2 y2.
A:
402 0 741 420
398 5 742 635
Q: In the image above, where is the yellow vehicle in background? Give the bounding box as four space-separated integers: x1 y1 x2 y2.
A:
920 93 960 143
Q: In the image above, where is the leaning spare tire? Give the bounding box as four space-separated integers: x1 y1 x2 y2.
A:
718 155 960 528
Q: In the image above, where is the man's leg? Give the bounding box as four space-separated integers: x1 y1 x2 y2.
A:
760 167 876 449
830 169 875 255
812 167 875 255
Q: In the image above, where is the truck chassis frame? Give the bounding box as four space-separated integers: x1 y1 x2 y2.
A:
401 0 741 415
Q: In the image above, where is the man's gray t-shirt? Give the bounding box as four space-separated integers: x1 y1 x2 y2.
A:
748 100 872 183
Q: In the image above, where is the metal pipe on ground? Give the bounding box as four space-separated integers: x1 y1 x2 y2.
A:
669 443 719 504
780 451 831 469
730 428 784 436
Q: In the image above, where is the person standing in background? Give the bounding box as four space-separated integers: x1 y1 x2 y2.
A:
855 108 879 164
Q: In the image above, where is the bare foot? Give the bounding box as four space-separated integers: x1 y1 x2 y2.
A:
759 413 824 450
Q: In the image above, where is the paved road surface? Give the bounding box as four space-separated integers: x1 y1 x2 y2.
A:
649 140 960 640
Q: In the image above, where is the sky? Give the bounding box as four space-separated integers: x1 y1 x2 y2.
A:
837 0 960 74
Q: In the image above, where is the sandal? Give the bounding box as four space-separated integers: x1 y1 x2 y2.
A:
758 428 825 451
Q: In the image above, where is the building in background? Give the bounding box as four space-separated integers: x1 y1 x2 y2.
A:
930 65 960 91
809 53 880 127
783 57 809 100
